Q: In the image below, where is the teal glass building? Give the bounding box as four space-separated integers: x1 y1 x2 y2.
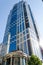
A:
1 1 42 64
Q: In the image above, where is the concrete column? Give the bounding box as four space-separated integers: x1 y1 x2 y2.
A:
10 57 12 65
5 60 7 65
20 57 22 65
13 58 15 65
23 58 25 65
26 59 28 65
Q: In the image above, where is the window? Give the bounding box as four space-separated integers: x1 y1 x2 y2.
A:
17 40 19 43
25 22 29 28
20 38 22 42
9 25 16 37
20 24 22 32
24 41 27 54
26 29 29 33
11 14 17 23
27 40 32 55
27 34 29 38
20 43 23 51
12 4 17 12
17 25 19 33
17 35 19 39
9 42 16 52
22 22 25 30
20 33 22 37
24 36 26 40
10 36 16 42
23 31 26 35
17 45 19 50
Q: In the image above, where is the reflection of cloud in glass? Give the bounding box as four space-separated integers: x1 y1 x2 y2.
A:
40 38 43 49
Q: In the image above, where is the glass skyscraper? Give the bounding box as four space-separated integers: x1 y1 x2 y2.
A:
1 1 42 65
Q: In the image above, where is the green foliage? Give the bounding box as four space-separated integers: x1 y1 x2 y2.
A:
28 55 42 65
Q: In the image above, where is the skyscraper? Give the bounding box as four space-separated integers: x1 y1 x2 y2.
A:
1 1 42 65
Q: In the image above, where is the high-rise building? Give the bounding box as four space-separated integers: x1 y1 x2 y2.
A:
1 1 42 65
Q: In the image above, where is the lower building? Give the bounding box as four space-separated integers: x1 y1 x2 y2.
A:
2 51 28 65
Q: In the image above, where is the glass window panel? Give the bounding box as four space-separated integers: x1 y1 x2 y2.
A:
17 25 19 33
20 24 22 32
11 14 17 23
22 19 24 23
17 35 19 39
23 31 26 35
10 36 16 42
17 45 19 50
27 34 29 38
9 24 16 37
12 4 17 11
22 22 25 31
26 29 29 33
24 42 27 54
20 43 23 51
17 22 19 25
17 40 19 43
20 38 22 42
10 41 16 44
20 33 22 37
3 35 8 44
25 22 29 28
27 40 32 55
24 36 26 40
9 43 16 52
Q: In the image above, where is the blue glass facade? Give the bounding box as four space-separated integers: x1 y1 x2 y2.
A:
2 1 42 59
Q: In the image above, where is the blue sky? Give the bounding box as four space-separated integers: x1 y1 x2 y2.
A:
0 0 43 48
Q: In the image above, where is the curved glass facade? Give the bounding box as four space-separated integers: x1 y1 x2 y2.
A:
2 1 42 59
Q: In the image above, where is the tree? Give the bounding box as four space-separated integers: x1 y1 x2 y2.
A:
28 55 42 65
